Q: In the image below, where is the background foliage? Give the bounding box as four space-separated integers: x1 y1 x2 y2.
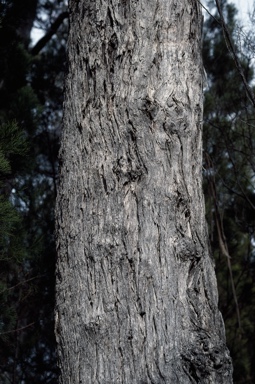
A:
0 0 254 382
203 1 255 382
0 0 67 382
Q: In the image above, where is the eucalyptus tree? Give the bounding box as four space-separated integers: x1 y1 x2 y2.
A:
55 0 232 382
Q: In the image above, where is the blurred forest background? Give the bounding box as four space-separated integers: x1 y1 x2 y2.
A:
0 0 254 382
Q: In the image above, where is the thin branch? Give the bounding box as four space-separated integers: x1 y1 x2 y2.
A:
30 11 69 55
0 322 35 336
205 153 242 329
218 124 255 210
0 274 45 294
196 0 221 25
215 0 255 109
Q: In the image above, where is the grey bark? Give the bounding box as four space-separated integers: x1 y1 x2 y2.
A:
55 0 233 383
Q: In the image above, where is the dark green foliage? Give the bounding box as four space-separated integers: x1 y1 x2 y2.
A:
203 1 255 382
0 121 27 258
0 0 67 382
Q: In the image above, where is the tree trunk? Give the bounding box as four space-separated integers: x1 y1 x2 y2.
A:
55 0 233 383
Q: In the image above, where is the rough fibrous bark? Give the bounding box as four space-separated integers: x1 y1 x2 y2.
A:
55 0 233 382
